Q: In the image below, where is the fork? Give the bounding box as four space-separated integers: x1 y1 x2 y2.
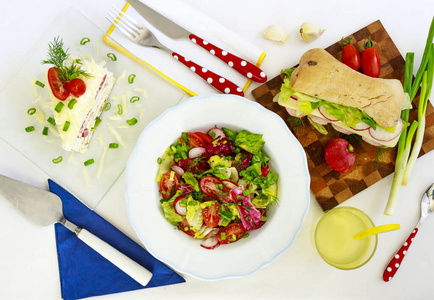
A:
106 8 244 96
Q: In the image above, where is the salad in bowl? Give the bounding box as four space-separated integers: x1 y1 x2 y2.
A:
156 127 279 250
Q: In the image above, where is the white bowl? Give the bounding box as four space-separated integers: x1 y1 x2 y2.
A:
126 94 310 280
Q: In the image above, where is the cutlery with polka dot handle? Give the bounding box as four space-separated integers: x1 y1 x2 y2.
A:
189 34 267 83
383 183 434 282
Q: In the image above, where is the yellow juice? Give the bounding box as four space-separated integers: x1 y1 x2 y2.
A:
315 207 377 270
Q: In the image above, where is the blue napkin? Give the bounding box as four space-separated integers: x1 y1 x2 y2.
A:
48 179 185 300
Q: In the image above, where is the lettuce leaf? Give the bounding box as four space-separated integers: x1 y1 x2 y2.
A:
182 171 199 191
234 130 265 154
161 190 184 225
186 196 203 232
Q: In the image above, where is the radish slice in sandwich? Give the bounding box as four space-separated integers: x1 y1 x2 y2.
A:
285 107 304 117
362 136 384 147
309 113 329 125
331 123 354 135
369 119 404 142
318 106 339 122
350 121 371 131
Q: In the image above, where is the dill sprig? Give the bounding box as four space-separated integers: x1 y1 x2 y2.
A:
42 37 91 82
287 116 305 134
375 146 390 164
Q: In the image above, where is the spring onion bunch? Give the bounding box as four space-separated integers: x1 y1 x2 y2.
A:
384 17 434 215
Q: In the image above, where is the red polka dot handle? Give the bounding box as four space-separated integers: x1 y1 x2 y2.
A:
189 34 268 83
383 228 419 282
172 52 244 97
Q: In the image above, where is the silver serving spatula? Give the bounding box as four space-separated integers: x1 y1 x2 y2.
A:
0 174 152 286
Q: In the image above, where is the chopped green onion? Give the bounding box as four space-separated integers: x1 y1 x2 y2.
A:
54 102 65 113
84 159 95 166
104 102 111 111
25 126 35 132
109 143 119 149
126 118 138 126
68 99 77 109
62 121 70 132
52 156 63 164
35 80 45 88
244 233 250 238
128 74 136 84
157 157 163 164
117 104 123 115
94 117 102 128
216 183 223 190
130 96 140 103
27 108 36 115
220 232 226 241
47 117 56 126
42 126 49 136
261 216 268 222
80 37 90 45
107 53 117 61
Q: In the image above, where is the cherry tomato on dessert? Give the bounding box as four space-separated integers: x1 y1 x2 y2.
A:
361 37 381 78
159 171 180 199
47 67 70 100
181 132 206 147
341 38 361 71
178 218 195 236
194 132 213 144
200 176 232 203
69 78 87 97
217 222 246 244
202 202 221 228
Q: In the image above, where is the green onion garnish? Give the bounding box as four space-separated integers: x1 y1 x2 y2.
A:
47 117 56 126
63 121 70 132
94 117 102 128
84 159 95 166
126 118 138 126
107 53 117 61
35 80 45 88
52 156 63 164
109 143 119 149
216 183 223 190
117 104 123 115
80 37 90 45
54 102 65 113
261 216 267 222
128 74 136 84
68 99 77 109
157 157 163 164
104 102 111 111
220 232 226 241
42 127 48 136
244 233 250 238
130 96 140 103
27 108 36 115
25 126 35 132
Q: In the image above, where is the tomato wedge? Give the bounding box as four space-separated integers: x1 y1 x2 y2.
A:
69 78 87 97
195 132 213 144
202 202 221 228
47 67 70 100
178 218 195 236
200 176 232 203
217 222 246 244
159 171 180 199
181 132 206 147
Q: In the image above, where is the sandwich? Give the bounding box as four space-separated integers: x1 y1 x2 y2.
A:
274 48 409 147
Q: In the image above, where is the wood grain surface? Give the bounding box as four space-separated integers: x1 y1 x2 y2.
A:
252 20 434 211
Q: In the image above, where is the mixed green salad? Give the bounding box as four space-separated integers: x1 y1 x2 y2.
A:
156 127 279 249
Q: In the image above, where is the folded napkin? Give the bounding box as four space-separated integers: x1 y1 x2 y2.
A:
49 179 185 300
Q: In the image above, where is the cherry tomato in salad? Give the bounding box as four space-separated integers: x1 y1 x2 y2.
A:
69 78 87 97
200 176 232 203
194 132 213 144
180 132 206 147
217 222 246 244
341 38 361 71
47 67 70 100
361 37 381 78
178 218 195 236
159 171 180 199
202 202 221 228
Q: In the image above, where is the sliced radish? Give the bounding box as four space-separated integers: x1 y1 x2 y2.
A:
290 96 298 101
331 123 354 135
222 180 238 190
318 106 339 122
369 119 403 142
207 128 226 139
205 228 221 238
362 136 384 147
350 121 371 131
309 113 329 125
173 196 187 216
188 146 206 159
171 165 185 176
285 107 304 117
200 236 220 250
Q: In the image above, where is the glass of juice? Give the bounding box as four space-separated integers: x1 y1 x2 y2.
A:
315 206 377 270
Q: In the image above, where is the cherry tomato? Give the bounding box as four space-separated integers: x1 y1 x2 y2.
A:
200 176 232 203
47 67 70 100
202 202 221 228
261 165 270 177
361 37 381 78
324 138 356 173
181 132 206 147
217 222 246 244
69 78 87 97
178 218 195 236
159 171 180 199
341 38 361 71
194 132 213 144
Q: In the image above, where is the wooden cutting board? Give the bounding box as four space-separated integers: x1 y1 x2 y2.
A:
252 20 434 211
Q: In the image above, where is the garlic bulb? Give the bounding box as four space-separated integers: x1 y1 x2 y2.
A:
264 25 289 45
299 22 325 42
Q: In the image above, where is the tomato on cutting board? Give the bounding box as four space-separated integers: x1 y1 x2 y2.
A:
47 67 70 100
341 38 361 71
361 37 381 78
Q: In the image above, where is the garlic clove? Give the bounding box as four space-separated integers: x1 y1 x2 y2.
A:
264 25 290 45
300 22 325 42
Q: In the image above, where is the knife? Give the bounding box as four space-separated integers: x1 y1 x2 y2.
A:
0 174 153 286
127 0 267 83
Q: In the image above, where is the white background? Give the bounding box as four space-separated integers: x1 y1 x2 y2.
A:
0 0 434 299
